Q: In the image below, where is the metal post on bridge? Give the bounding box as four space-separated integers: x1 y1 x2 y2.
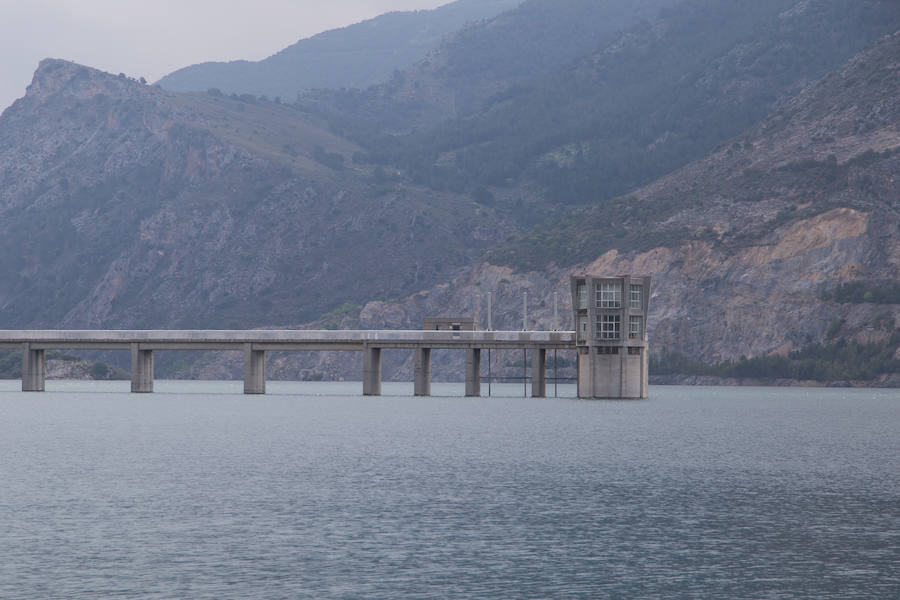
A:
487 347 491 397
523 291 528 331
554 292 559 330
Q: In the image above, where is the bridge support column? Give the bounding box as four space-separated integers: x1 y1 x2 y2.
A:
414 347 431 396
22 345 45 392
363 346 382 396
243 344 266 394
130 344 154 393
531 348 546 398
465 348 481 397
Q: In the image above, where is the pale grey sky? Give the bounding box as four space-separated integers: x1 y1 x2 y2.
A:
0 0 448 112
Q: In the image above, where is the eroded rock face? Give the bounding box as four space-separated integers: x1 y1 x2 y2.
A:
584 208 894 362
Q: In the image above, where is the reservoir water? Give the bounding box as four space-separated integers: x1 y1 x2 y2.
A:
1 381 897 599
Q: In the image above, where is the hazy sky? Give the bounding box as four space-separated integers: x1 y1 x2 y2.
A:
0 0 448 112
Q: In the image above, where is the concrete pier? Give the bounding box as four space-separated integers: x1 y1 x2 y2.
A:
531 348 546 398
414 347 431 396
130 344 154 393
243 345 266 394
465 348 481 397
22 346 45 392
363 346 382 396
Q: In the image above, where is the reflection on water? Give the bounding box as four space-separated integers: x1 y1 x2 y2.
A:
1 382 898 599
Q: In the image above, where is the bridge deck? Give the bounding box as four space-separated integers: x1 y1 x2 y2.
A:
0 330 576 350
1 330 577 396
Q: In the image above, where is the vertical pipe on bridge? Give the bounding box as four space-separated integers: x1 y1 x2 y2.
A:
130 344 154 393
243 344 266 394
363 345 382 396
22 345 45 392
414 347 431 396
465 348 481 397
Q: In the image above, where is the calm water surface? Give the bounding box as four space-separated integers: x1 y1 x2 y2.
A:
0 381 897 599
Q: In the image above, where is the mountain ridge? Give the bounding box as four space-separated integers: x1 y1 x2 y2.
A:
156 0 522 100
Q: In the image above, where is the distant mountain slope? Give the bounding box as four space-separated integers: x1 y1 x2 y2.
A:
313 0 680 131
156 0 522 100
341 0 900 207
0 60 499 329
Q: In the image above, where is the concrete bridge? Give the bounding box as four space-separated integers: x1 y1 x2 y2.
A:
0 329 575 396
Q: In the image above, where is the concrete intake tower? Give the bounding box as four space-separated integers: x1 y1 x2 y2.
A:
571 274 650 399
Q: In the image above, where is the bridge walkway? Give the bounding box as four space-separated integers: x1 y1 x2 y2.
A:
0 330 576 397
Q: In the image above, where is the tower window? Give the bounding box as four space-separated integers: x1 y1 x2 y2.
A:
576 281 588 309
597 282 622 308
630 285 643 309
577 316 588 344
597 314 620 340
629 315 643 339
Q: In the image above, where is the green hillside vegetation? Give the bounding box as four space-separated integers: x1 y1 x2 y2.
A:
167 89 362 177
821 281 900 304
157 0 522 99
652 333 900 382
0 351 21 378
0 350 127 380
